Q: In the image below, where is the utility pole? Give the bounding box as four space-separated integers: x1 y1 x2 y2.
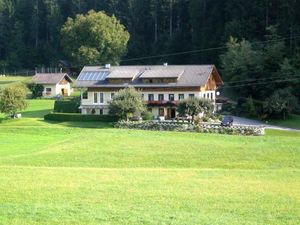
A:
169 0 173 38
35 0 39 48
154 1 158 42
265 0 269 28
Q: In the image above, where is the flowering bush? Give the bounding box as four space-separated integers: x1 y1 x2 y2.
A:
115 121 195 132
115 121 265 136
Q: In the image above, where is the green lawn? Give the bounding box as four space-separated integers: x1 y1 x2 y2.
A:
268 114 300 129
0 100 299 224
0 76 31 88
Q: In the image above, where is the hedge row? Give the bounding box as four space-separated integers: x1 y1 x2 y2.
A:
54 100 80 113
44 113 118 122
115 121 265 136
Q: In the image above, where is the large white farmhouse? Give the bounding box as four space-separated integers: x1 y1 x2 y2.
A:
75 64 223 119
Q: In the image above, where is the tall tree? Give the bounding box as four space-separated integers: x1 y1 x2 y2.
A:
61 10 130 65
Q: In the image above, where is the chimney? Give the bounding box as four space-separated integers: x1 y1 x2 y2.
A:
163 62 168 66
105 64 111 69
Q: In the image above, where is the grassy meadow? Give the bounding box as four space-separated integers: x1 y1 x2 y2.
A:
0 99 299 224
0 75 31 88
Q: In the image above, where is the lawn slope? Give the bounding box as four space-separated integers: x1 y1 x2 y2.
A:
0 100 299 225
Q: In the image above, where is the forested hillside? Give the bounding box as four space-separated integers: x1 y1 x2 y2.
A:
1 0 300 70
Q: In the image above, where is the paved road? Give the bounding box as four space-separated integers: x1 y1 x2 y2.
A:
231 116 300 132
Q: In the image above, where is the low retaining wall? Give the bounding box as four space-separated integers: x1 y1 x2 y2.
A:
115 121 265 136
196 123 265 136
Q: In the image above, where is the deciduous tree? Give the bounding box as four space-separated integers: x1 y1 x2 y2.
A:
108 87 146 121
0 84 28 117
61 10 130 65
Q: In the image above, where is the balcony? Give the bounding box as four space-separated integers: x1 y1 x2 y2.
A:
146 100 177 107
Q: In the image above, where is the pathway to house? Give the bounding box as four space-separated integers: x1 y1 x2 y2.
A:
232 116 300 132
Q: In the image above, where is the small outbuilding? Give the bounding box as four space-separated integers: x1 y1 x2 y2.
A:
33 73 73 97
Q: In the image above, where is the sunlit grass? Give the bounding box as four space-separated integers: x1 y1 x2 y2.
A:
0 100 299 224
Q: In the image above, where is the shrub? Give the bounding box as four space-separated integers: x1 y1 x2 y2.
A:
44 113 117 122
141 111 153 121
0 84 28 116
27 83 44 99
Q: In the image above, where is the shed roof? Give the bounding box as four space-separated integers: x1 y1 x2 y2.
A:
33 73 73 84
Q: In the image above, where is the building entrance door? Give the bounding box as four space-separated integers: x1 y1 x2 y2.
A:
167 108 176 119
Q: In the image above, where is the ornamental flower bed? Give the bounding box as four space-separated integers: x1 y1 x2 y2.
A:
115 121 265 136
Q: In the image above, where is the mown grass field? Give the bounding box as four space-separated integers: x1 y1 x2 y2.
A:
0 100 299 225
0 76 31 88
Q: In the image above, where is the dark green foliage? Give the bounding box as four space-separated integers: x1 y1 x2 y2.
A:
1 1 300 71
54 98 80 113
44 113 117 122
263 88 300 120
177 98 214 121
27 83 44 99
236 97 264 118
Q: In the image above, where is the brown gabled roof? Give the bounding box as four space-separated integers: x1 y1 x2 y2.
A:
33 73 73 84
75 65 223 88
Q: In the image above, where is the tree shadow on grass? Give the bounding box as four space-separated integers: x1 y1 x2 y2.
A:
22 109 53 118
43 120 115 129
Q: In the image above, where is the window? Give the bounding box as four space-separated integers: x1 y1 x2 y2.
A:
211 93 213 100
159 108 164 116
148 94 154 101
141 94 144 100
149 79 153 83
158 94 164 101
100 93 104 103
189 94 195 99
46 88 51 92
82 91 88 99
111 93 115 99
94 93 98 103
203 93 206 99
91 109 96 115
169 94 175 101
100 109 103 115
178 94 184 100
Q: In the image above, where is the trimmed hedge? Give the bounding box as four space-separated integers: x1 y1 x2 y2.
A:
115 121 265 136
44 113 118 122
54 100 80 113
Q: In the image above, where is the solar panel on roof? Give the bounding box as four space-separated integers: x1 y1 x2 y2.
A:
77 71 109 81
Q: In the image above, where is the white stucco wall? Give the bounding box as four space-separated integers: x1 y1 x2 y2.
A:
80 90 216 115
42 84 57 97
56 83 71 96
42 83 71 97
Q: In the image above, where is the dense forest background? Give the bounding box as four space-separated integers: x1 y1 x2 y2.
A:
1 0 300 70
